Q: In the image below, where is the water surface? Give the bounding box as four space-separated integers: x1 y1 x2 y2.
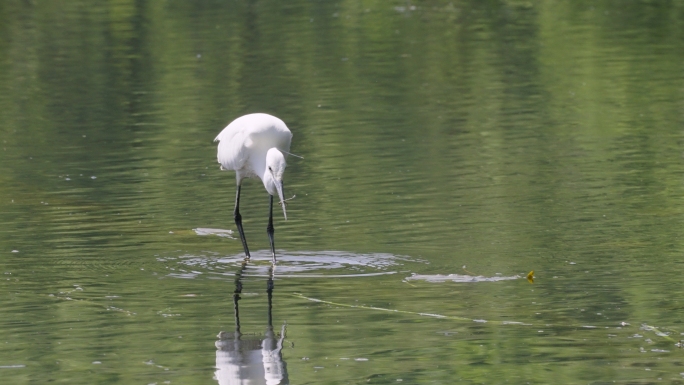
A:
2 1 684 384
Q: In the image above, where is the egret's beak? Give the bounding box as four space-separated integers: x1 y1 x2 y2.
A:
275 180 287 220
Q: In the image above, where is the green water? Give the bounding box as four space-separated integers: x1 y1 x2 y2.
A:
2 1 684 384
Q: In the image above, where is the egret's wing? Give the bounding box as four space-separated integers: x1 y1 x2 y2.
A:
215 124 250 171
241 115 292 156
214 113 293 171
246 128 292 154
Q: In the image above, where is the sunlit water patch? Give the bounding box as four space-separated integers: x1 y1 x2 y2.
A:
159 249 426 279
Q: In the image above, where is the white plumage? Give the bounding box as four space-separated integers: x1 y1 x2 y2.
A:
215 113 294 262
215 113 292 182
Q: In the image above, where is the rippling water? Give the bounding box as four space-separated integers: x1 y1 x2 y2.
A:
2 1 684 384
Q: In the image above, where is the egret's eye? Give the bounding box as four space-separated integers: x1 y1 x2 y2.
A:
268 167 273 171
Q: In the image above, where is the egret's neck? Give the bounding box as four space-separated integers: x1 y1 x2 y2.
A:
261 148 286 196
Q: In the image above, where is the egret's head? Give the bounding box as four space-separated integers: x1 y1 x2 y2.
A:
264 148 288 219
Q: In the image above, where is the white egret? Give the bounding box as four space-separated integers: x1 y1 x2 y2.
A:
215 113 293 263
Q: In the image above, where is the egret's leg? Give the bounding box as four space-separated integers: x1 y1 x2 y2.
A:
234 185 250 258
267 195 277 263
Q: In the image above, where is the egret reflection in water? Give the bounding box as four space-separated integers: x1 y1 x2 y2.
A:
214 261 289 385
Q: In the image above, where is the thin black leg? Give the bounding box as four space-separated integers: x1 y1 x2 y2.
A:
267 195 276 263
234 185 250 258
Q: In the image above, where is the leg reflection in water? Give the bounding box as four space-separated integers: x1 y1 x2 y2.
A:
214 262 289 385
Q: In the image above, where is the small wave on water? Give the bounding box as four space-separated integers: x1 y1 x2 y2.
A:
158 249 426 279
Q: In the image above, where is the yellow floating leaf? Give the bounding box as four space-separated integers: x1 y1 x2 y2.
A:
526 270 535 284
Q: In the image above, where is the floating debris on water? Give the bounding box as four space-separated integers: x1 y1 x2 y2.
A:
194 228 235 238
406 273 521 283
